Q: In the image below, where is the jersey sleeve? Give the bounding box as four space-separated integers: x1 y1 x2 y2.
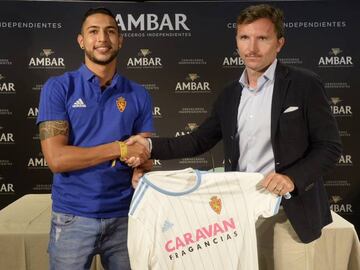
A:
240 173 282 220
128 216 152 270
36 77 68 125
133 89 154 134
252 189 281 219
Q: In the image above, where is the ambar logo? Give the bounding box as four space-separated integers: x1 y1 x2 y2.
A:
127 49 162 68
27 152 48 169
29 49 65 69
0 176 15 194
337 154 352 166
116 13 190 31
152 106 162 118
330 97 352 117
0 74 16 94
0 126 15 144
153 159 162 167
175 74 211 93
222 50 244 68
318 48 353 67
329 196 353 213
27 107 39 118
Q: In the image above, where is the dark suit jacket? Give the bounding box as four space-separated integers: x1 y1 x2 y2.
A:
151 62 342 243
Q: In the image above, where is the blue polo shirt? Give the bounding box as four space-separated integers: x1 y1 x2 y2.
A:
37 64 154 218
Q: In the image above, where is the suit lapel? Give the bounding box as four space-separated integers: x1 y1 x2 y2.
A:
271 63 290 143
230 82 243 136
227 81 243 169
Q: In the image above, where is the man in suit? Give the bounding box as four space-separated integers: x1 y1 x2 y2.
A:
127 4 342 269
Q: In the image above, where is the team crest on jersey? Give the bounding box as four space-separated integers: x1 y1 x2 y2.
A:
116 97 126 112
209 196 222 214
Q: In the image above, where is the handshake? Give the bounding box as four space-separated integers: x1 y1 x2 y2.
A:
118 135 152 168
115 135 153 188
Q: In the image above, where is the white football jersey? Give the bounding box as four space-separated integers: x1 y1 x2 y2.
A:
128 168 281 270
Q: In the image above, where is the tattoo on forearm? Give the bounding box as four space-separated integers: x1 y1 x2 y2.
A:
39 121 69 140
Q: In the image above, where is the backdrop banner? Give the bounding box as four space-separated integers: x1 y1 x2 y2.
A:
0 0 358 232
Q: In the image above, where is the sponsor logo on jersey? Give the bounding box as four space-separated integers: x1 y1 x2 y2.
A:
72 98 87 108
162 220 174 232
166 217 238 260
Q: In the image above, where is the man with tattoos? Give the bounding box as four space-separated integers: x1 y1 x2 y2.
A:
36 7 153 270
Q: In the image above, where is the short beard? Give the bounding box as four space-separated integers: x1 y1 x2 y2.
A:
84 48 119 65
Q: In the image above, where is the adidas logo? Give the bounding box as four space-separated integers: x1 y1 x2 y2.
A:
162 220 174 232
72 98 86 108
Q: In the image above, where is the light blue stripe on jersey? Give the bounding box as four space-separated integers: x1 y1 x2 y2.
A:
129 179 149 216
274 196 282 215
141 169 202 196
131 178 145 201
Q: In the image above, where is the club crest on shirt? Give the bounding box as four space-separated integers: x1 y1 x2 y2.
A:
209 196 222 214
116 96 126 112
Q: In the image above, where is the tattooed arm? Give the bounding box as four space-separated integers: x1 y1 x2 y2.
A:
39 120 149 173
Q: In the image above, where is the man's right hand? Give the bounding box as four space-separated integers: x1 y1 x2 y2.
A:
131 159 153 189
125 135 151 167
125 141 150 165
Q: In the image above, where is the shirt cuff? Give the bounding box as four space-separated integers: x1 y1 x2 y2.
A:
146 138 152 153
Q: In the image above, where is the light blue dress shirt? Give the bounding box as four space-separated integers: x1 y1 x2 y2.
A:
237 59 277 175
